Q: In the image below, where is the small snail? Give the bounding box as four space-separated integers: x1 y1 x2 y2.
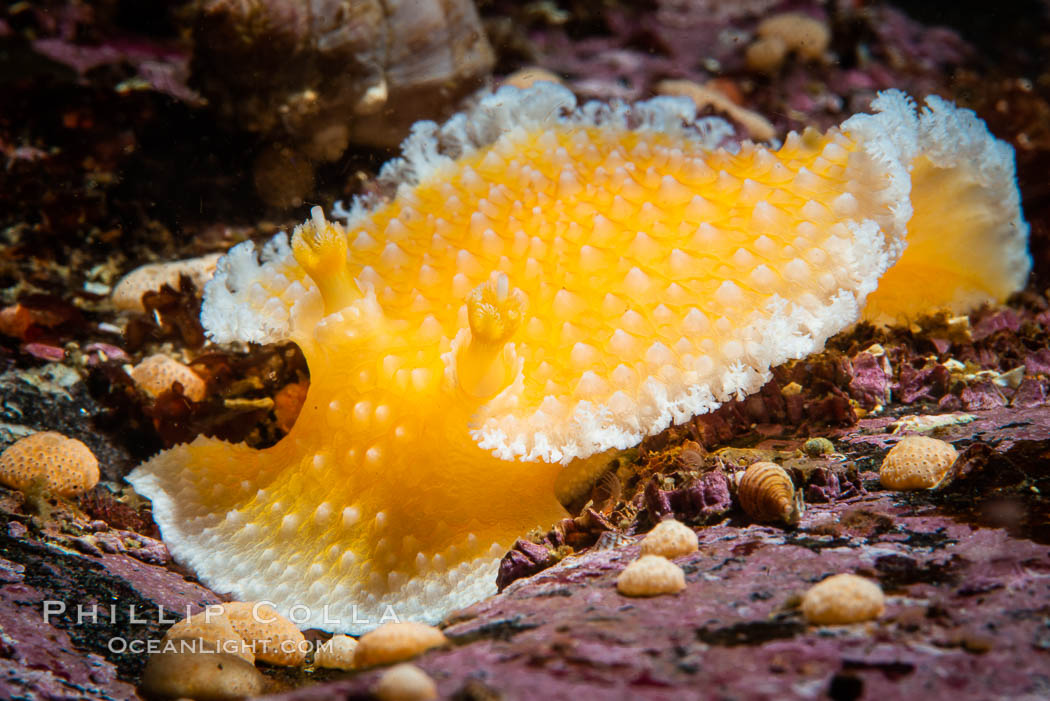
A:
802 436 835 457
737 461 803 525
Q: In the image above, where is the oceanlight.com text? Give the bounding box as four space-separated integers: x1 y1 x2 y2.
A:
106 636 340 656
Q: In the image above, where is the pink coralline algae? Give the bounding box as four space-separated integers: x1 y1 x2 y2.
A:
1012 380 1048 408
497 538 558 591
848 352 890 409
643 470 733 525
805 466 860 503
971 308 1021 341
1025 348 1050 375
896 363 951 405
960 381 1008 410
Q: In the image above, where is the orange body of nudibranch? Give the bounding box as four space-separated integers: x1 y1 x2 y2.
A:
128 84 1028 633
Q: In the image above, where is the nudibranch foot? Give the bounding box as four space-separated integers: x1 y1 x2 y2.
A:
130 313 568 632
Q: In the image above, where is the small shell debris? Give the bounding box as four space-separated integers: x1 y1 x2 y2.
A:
890 413 975 434
803 437 835 457
502 67 563 90
655 79 775 141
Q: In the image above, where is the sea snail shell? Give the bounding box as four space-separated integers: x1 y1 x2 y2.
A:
737 461 803 525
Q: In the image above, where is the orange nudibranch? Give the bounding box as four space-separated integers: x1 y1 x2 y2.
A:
128 84 1028 632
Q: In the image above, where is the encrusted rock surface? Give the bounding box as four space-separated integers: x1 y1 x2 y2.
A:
0 493 222 699
262 402 1044 699
266 461 1050 699
2 402 1047 699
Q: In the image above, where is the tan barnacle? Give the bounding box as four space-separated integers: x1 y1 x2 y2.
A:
139 647 264 700
0 431 99 497
736 461 803 525
111 254 222 312
639 518 699 560
801 573 885 624
879 435 958 490
353 622 448 668
374 663 439 701
130 354 207 402
616 555 687 597
314 634 359 670
220 601 307 666
161 609 254 664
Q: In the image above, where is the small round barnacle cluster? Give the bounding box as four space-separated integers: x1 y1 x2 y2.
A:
139 648 264 700
880 435 958 490
220 601 307 666
314 633 358 670
0 431 99 497
616 554 687 597
130 354 207 402
616 518 694 597
353 622 448 668
639 518 699 560
746 12 830 73
374 663 439 701
162 609 254 663
737 461 802 525
139 601 312 696
111 253 222 312
801 573 885 625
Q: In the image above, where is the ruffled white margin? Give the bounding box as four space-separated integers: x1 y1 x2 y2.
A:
202 83 734 348
198 87 1023 464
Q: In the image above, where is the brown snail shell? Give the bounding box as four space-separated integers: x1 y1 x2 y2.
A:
737 461 803 525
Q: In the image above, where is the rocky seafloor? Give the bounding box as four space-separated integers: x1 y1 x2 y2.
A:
2 1 1050 699
2 404 1049 700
